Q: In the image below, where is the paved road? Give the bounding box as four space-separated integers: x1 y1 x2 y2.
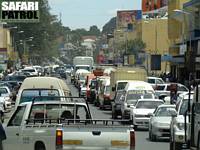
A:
67 79 170 150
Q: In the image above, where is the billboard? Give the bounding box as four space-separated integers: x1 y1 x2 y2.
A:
117 10 142 30
142 0 168 13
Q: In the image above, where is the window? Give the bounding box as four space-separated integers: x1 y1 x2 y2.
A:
156 79 164 84
177 85 188 92
20 89 60 103
148 79 155 84
117 82 127 90
8 106 26 126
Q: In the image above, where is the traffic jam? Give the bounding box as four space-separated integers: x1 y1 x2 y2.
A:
0 56 198 150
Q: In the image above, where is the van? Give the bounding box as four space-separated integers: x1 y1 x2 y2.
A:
98 77 111 110
85 73 96 102
120 81 155 119
15 77 71 108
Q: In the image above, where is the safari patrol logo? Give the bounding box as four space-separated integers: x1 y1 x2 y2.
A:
0 0 39 22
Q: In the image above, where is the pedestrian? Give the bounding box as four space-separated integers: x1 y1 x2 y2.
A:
0 122 6 150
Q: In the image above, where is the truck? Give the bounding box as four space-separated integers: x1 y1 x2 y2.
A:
110 67 147 100
71 56 94 83
3 97 135 150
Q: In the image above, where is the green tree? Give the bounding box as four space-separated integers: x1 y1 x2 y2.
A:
124 39 146 57
89 25 101 36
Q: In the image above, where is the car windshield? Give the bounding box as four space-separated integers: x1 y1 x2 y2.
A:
155 107 176 116
20 89 60 103
136 101 163 109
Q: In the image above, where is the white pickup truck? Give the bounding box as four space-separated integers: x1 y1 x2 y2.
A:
3 100 135 150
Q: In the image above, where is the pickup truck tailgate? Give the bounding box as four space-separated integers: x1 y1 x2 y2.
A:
62 126 134 150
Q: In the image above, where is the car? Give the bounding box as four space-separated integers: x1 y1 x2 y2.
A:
130 99 164 129
148 104 176 141
21 67 38 76
15 77 72 108
155 83 189 100
147 77 165 89
169 94 193 150
111 90 124 119
121 81 156 119
0 86 12 110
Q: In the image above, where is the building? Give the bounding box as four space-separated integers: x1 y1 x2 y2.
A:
183 0 200 80
168 0 190 83
0 25 15 70
142 18 170 74
81 36 97 57
111 10 142 64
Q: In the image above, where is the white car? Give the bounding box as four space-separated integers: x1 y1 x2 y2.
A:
130 99 164 129
149 104 176 141
0 86 12 110
155 83 189 99
147 77 165 89
170 94 193 150
21 67 38 76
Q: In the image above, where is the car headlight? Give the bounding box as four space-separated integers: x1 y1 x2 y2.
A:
177 123 184 130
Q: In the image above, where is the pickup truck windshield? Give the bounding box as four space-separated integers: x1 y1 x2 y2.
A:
20 89 60 103
28 104 90 123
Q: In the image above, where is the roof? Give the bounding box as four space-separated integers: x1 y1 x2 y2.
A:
20 77 70 91
125 81 154 91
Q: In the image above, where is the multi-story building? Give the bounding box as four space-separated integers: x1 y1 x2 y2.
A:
142 18 170 74
168 0 190 83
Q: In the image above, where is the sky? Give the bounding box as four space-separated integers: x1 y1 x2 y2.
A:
48 0 141 30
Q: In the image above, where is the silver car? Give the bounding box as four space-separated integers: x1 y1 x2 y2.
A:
149 104 176 141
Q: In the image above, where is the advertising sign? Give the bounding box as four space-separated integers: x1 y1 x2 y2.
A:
117 10 142 30
142 0 168 13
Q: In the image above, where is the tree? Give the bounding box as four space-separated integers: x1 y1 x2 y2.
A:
124 38 146 57
89 25 101 36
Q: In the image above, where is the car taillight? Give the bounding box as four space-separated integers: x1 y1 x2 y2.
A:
130 130 135 149
56 129 63 149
